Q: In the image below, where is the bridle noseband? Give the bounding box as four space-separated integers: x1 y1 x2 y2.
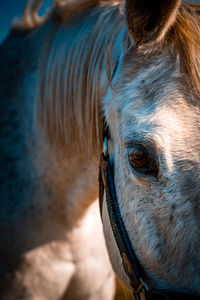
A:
98 121 200 300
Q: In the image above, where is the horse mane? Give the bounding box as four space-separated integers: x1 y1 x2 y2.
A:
36 0 130 154
172 2 200 99
36 0 200 154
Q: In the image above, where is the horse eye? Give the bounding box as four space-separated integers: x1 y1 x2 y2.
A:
128 145 157 175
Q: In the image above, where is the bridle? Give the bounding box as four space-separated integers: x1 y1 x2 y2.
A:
98 121 200 300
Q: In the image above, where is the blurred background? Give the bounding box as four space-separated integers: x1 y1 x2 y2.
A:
1 0 200 45
0 0 54 44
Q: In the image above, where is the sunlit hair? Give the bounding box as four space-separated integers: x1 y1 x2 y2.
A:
172 2 200 98
36 1 129 154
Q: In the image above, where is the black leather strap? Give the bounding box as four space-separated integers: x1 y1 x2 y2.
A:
99 151 149 299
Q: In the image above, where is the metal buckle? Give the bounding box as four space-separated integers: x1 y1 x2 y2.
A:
132 278 149 300
139 277 149 294
103 137 108 156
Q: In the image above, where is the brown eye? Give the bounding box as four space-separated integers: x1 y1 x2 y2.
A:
128 145 157 175
128 146 148 168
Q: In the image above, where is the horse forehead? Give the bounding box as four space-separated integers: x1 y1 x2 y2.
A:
122 58 178 107
122 96 200 144
117 60 200 137
107 52 200 144
110 54 177 121
122 97 193 129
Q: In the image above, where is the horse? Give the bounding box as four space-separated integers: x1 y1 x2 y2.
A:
0 1 118 299
0 0 200 299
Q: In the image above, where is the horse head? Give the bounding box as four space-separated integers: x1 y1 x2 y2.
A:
102 0 200 296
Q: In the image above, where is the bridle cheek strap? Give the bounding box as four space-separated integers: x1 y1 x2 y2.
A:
98 136 200 300
99 149 149 300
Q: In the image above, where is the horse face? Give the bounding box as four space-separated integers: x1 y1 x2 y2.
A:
102 0 200 294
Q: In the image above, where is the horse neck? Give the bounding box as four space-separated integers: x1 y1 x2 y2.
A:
33 125 100 227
